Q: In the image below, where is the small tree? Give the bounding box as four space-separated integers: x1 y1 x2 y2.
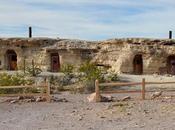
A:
79 61 102 93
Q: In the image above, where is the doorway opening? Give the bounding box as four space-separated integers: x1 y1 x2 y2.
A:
133 54 143 74
51 53 60 72
167 55 175 75
6 50 17 70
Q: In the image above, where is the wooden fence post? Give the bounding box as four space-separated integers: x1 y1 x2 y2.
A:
95 79 101 102
46 78 51 103
142 78 146 100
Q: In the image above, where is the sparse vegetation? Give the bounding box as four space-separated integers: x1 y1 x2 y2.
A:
26 66 42 76
0 73 35 94
60 64 74 75
78 61 103 93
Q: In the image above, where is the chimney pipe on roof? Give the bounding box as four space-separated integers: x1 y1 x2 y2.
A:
169 31 172 39
29 26 32 38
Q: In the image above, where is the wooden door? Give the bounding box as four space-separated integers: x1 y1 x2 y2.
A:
51 54 60 72
8 54 17 70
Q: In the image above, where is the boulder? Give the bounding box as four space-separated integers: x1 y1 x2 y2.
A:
87 93 113 102
87 93 98 102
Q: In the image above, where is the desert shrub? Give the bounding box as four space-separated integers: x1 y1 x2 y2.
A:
60 64 74 75
79 61 102 81
103 71 119 82
0 73 35 94
25 60 42 76
78 61 103 93
26 66 42 76
0 73 34 86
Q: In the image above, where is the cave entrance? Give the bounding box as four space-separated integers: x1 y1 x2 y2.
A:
133 54 143 74
6 50 17 70
167 55 175 75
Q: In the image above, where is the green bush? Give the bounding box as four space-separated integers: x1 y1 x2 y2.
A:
78 61 103 93
104 72 119 82
26 66 42 76
0 73 35 94
79 61 102 81
60 64 74 75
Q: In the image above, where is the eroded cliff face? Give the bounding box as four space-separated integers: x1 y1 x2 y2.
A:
94 38 175 74
0 37 175 74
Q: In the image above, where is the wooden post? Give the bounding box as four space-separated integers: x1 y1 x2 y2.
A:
23 58 26 74
95 79 101 102
169 31 172 39
142 78 146 100
29 26 32 38
32 59 35 76
46 78 51 103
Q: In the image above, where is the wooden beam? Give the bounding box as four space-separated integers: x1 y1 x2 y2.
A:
146 81 175 85
99 82 141 87
0 93 47 97
0 85 46 89
101 90 141 94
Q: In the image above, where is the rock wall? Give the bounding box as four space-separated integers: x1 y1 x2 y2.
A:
94 38 175 74
1 37 175 74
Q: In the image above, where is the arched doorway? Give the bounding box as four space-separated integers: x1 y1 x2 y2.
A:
51 53 60 72
167 55 175 75
6 50 17 70
133 54 143 74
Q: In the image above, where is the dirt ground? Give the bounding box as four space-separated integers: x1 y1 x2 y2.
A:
0 74 175 130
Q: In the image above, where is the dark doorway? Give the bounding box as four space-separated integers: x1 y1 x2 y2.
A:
167 55 175 75
6 50 17 70
133 54 143 74
51 53 60 72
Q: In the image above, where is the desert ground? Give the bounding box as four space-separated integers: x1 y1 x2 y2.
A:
0 74 175 130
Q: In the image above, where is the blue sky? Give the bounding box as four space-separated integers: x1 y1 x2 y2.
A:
0 0 175 40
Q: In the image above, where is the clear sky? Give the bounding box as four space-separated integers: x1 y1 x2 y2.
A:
0 0 175 40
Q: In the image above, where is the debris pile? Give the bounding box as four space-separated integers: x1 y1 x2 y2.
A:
3 96 68 104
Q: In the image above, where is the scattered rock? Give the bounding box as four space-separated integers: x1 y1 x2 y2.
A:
163 96 172 99
78 115 83 121
101 95 113 102
36 97 43 102
121 96 131 101
143 110 149 114
151 91 163 99
52 97 68 102
17 96 24 100
126 112 131 115
10 100 18 104
100 116 106 118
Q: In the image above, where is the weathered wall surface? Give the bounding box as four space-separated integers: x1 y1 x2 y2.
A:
1 37 175 74
0 38 97 72
94 38 175 74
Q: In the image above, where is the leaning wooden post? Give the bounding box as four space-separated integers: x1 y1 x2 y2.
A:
142 78 146 100
46 78 51 103
95 79 101 102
